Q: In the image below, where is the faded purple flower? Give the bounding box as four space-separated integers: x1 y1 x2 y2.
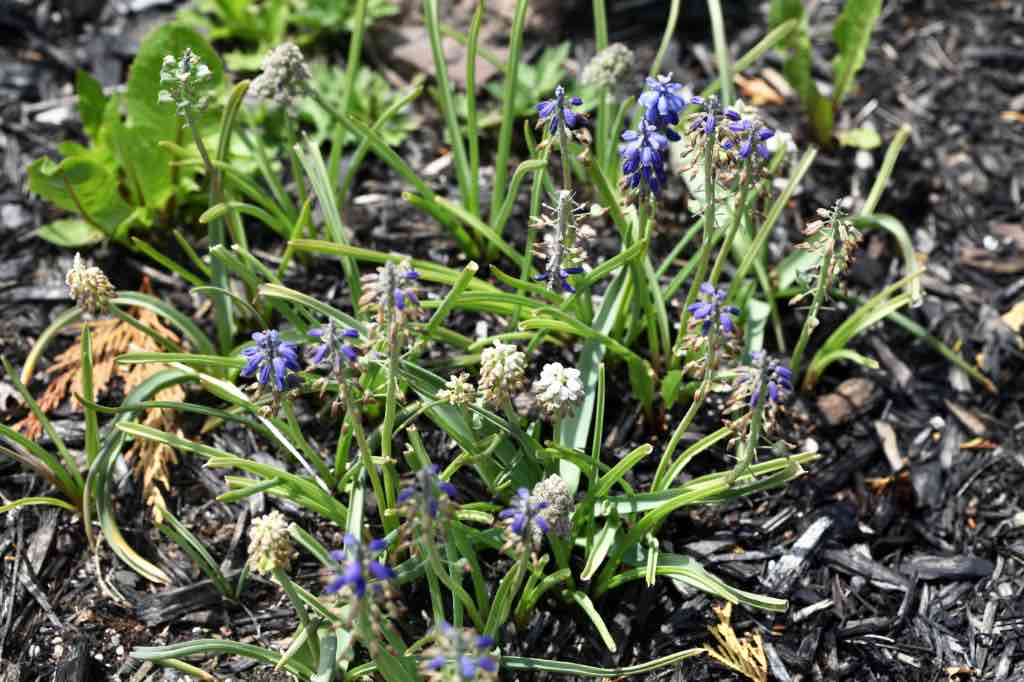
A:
308 320 360 373
423 621 498 680
397 464 457 520
721 114 775 161
687 282 740 337
325 534 395 598
745 351 792 407
499 488 550 539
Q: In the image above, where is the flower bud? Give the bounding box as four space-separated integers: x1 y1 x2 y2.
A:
247 511 295 575
479 341 526 406
532 362 584 420
250 42 311 107
65 253 114 314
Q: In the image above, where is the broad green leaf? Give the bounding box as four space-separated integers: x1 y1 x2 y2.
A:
75 70 107 139
27 155 132 236
832 0 883 106
769 0 833 144
35 219 106 247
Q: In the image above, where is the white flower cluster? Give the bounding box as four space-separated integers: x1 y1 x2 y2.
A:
581 43 635 89
250 42 311 107
66 252 115 314
247 510 295 576
157 49 213 117
530 474 574 539
532 362 584 420
479 341 526 405
437 372 476 407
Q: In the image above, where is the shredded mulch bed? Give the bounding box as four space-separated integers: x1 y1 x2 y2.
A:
2 0 1023 680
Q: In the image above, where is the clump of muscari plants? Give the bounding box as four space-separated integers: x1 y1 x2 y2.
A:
5 5 941 680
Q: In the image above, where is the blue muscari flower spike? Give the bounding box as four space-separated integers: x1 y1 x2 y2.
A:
688 95 721 137
394 267 419 310
425 622 497 680
499 488 549 538
746 351 792 408
536 85 583 135
308 321 360 372
721 112 775 161
325 534 395 598
240 330 300 391
533 266 585 293
619 120 673 195
687 282 741 336
639 74 686 127
397 464 457 519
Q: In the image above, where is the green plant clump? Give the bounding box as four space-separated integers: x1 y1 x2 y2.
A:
6 1 991 679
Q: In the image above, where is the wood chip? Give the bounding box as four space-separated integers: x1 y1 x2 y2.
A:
944 399 987 435
817 377 881 426
874 420 906 472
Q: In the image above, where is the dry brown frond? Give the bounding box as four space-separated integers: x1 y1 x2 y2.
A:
702 602 768 682
10 279 186 520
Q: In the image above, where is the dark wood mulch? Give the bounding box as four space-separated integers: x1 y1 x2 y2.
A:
2 0 1023 680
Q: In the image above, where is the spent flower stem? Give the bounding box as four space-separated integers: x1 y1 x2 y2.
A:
672 115 719 366
789 242 833 381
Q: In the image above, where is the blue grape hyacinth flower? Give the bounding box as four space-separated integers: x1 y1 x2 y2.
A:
745 351 793 407
397 464 457 519
721 115 775 161
499 488 550 539
533 265 585 293
308 321 360 372
639 74 686 127
240 330 300 391
687 282 740 336
536 85 583 135
619 120 675 195
424 622 498 680
325 534 395 598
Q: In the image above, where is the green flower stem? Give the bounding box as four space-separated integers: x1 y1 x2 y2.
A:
421 537 482 628
273 567 319 662
344 388 389 531
484 549 529 639
706 0 734 105
789 243 834 379
652 341 718 491
708 161 754 287
671 130 718 367
379 313 400 534
183 108 232 353
421 544 447 626
592 0 611 170
556 111 573 194
283 116 308 205
649 0 682 77
725 376 767 486
283 401 335 488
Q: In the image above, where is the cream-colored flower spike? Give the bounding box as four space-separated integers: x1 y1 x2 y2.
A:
247 510 295 576
532 362 583 420
65 252 115 314
437 372 476 407
478 341 526 406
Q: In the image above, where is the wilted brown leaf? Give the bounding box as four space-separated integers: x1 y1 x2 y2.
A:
735 73 784 106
